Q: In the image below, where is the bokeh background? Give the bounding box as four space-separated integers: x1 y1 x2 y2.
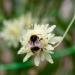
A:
0 0 75 75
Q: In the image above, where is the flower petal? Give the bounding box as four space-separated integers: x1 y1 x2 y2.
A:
45 53 54 64
41 52 45 61
50 36 62 44
47 25 56 33
46 45 54 50
23 52 33 62
34 54 40 66
17 47 28 54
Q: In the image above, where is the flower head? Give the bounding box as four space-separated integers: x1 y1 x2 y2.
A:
1 13 38 47
18 24 62 66
1 18 24 47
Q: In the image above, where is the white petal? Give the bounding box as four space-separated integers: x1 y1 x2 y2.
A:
23 52 33 62
34 54 40 66
47 34 55 41
50 36 62 44
3 20 10 26
41 52 45 61
46 45 54 50
48 51 54 54
45 49 54 54
17 47 27 54
47 33 54 38
45 53 54 64
47 25 56 33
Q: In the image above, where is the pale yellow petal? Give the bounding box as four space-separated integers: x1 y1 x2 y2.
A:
23 52 33 62
41 52 45 61
50 36 62 44
34 54 40 66
47 25 56 33
46 45 54 50
17 47 28 54
45 53 54 64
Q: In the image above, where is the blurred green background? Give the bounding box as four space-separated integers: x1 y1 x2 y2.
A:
0 0 75 75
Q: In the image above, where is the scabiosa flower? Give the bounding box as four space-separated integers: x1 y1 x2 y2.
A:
1 18 24 47
18 24 62 66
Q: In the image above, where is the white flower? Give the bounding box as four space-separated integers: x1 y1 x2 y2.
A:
18 24 62 66
19 12 38 29
1 12 38 47
1 18 24 47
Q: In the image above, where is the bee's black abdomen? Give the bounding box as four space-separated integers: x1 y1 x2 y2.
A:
31 47 40 53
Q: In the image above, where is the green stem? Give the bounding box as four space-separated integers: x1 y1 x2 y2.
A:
54 13 75 48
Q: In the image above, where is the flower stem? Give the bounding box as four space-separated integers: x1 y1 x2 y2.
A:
54 13 75 48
